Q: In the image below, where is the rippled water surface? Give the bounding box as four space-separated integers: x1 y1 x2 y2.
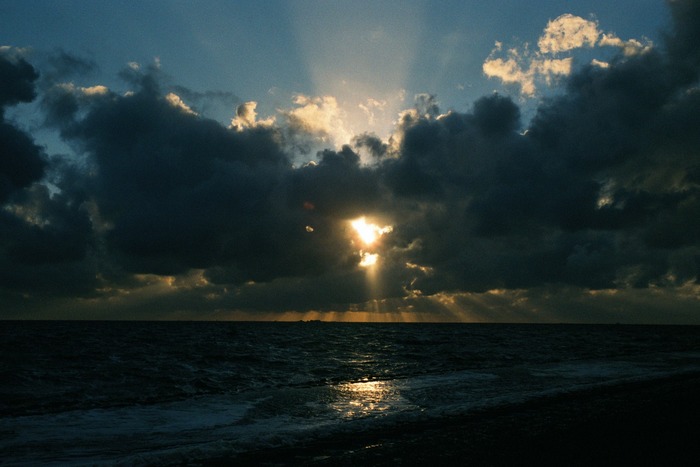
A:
2 321 699 465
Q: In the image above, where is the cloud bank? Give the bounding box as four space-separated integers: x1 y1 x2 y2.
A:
1 0 700 322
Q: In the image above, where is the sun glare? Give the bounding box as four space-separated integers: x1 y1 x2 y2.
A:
351 217 393 246
350 217 393 269
359 252 378 267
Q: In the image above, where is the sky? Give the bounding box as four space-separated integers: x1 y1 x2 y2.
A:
1 0 699 323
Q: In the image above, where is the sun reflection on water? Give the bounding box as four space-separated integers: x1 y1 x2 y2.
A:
331 379 404 419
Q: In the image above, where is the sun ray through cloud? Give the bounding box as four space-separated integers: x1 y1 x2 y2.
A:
288 0 425 145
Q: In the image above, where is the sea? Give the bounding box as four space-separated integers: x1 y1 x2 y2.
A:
2 321 699 465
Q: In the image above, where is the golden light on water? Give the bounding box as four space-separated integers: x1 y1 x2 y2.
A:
331 379 403 419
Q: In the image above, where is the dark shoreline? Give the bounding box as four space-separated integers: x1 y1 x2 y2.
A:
203 372 700 466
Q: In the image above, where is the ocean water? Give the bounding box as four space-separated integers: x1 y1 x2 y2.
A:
1 321 699 465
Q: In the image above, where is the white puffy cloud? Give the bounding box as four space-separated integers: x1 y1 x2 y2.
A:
483 55 537 96
484 13 653 96
538 14 600 54
482 47 572 97
535 57 573 84
230 100 275 131
281 94 351 146
598 33 652 56
55 82 109 97
165 92 196 115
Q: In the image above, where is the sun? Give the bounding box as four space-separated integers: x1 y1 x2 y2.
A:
359 252 379 267
349 217 393 268
350 217 393 246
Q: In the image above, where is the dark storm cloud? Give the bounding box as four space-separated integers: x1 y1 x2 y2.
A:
375 0 700 296
2 0 700 320
0 50 96 299
664 0 700 71
0 50 46 203
58 82 285 274
0 50 39 108
289 145 382 217
41 66 366 289
0 120 46 203
352 133 388 159
0 184 96 298
35 51 100 126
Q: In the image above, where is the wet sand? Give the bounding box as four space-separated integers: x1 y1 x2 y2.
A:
204 373 700 466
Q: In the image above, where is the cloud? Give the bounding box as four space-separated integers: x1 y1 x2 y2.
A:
0 121 46 203
2 0 700 322
0 49 97 301
230 100 274 130
598 34 652 56
37 67 367 296
170 85 240 117
352 133 389 159
281 94 352 147
40 82 113 128
484 13 653 96
537 14 601 54
0 48 39 109
482 43 573 97
288 145 382 218
378 0 700 302
165 92 196 115
231 95 355 155
0 49 46 203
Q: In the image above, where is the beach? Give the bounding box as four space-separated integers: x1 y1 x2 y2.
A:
208 373 700 466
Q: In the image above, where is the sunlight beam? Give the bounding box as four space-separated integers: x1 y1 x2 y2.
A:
289 1 425 144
